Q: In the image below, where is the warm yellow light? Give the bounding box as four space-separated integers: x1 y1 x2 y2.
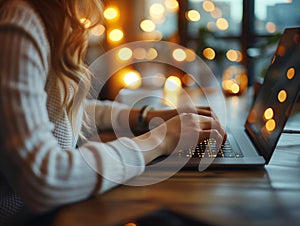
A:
80 18 91 29
287 67 295 80
104 7 119 21
108 29 124 42
146 48 158 60
133 48 147 60
124 71 142 89
150 3 165 18
222 66 248 95
211 7 222 18
203 48 215 60
164 76 182 92
165 0 179 13
265 119 276 132
264 108 274 120
185 49 196 62
172 48 187 62
186 10 201 22
231 83 240 94
226 49 238 62
140 19 156 32
222 80 233 91
117 48 133 61
278 90 287 103
266 22 276 33
216 18 229 30
203 0 215 12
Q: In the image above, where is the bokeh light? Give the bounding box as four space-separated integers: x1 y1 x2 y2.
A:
287 67 295 80
203 0 215 12
150 3 165 18
264 108 274 120
117 47 133 61
124 71 142 89
266 22 276 33
133 48 147 60
90 24 106 36
104 7 119 21
211 7 222 19
278 90 287 103
108 29 124 42
165 0 179 13
216 18 229 30
172 48 187 62
164 76 182 92
146 48 158 60
140 19 156 32
186 10 201 22
80 18 91 29
265 119 276 132
203 48 216 60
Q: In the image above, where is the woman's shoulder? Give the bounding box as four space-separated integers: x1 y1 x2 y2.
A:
0 0 49 52
0 0 50 73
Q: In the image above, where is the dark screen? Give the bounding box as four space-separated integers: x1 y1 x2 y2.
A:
245 28 300 163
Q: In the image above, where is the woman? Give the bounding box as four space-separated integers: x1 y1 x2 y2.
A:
0 0 225 219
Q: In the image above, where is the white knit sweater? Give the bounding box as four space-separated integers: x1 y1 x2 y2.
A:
0 1 145 213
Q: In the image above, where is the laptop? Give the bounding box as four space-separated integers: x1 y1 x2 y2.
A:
151 27 300 169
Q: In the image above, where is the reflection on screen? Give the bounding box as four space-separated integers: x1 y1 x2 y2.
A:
245 28 300 163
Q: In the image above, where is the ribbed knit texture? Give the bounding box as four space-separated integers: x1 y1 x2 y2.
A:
0 0 145 219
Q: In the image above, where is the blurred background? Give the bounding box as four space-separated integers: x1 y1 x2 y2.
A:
83 0 300 101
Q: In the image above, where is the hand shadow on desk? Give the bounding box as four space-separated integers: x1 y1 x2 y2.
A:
116 209 214 226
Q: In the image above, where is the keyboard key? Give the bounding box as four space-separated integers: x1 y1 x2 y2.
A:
177 139 244 158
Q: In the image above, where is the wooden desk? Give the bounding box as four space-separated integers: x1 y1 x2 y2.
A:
29 92 300 226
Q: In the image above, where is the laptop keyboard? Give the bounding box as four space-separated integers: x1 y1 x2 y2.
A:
177 139 244 158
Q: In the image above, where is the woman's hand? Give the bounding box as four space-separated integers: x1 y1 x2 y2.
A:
156 112 225 155
133 112 226 164
121 105 218 135
146 106 219 130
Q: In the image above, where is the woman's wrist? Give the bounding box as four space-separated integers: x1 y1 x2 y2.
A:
132 124 167 164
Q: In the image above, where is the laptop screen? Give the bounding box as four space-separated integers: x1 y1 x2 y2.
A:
245 28 300 163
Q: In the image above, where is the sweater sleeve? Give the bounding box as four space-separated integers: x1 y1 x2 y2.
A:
84 99 129 131
0 3 145 213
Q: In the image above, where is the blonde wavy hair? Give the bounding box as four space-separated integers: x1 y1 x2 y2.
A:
29 0 103 134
